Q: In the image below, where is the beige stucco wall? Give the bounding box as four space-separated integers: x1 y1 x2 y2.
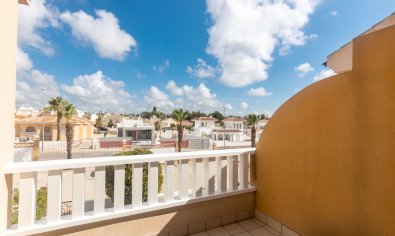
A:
0 1 18 233
255 25 395 235
35 193 254 236
326 41 353 73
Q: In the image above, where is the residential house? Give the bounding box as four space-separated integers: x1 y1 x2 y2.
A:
15 113 93 141
191 117 217 138
117 118 156 144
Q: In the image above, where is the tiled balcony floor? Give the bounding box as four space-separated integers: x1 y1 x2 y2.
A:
191 218 280 236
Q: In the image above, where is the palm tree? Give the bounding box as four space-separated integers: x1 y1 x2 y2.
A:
247 114 259 148
171 108 189 152
64 103 76 159
155 111 165 138
47 96 68 141
170 123 176 138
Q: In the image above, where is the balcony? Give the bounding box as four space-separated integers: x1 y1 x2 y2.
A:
3 148 260 236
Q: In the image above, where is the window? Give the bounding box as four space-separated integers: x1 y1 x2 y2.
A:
25 126 36 133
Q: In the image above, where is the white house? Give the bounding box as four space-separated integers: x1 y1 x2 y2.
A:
211 117 246 141
117 118 156 144
191 117 217 138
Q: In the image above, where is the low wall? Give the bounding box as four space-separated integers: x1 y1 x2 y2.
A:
255 25 395 235
36 193 254 236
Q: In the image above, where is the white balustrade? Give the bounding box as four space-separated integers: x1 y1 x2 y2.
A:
3 148 255 236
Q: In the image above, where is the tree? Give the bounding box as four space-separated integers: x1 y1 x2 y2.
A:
154 111 165 138
64 103 76 159
186 111 206 121
140 111 151 119
170 123 176 138
247 114 259 148
95 114 103 131
107 119 115 128
105 149 163 204
47 96 68 141
171 108 189 152
209 111 224 122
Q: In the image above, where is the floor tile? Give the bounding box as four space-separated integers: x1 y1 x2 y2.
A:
207 227 231 236
249 227 275 236
190 232 210 236
223 223 246 235
238 219 260 231
234 232 252 236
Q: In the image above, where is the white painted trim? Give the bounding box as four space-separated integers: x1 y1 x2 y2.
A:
5 188 255 236
5 148 255 173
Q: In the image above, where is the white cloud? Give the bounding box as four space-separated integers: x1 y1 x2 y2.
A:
16 47 33 73
166 80 184 96
182 83 222 111
136 73 147 79
312 68 336 81
240 102 248 109
153 60 170 73
206 0 319 87
60 9 136 61
61 71 134 112
330 10 338 16
247 87 273 97
144 86 174 111
186 58 217 79
295 62 314 77
16 48 60 109
224 104 232 110
18 0 59 55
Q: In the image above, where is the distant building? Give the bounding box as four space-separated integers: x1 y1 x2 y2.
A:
15 113 93 141
191 117 217 138
117 118 156 144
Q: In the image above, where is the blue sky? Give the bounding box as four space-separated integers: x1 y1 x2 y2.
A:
16 0 394 116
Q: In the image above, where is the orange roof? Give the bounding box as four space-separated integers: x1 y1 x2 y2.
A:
224 117 246 122
191 117 218 121
15 114 92 125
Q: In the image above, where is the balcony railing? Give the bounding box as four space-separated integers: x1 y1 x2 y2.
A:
4 148 255 236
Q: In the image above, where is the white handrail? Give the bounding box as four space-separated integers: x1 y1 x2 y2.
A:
5 148 255 173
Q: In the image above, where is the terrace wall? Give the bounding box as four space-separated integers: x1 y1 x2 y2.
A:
255 25 395 235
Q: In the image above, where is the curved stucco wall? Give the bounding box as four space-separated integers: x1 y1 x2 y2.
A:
255 25 395 235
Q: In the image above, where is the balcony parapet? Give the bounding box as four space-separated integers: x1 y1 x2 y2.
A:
3 148 256 236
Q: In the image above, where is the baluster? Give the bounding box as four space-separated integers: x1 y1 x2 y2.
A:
179 159 189 199
47 170 62 223
165 160 174 202
148 162 159 205
132 163 143 207
238 154 248 189
114 165 125 211
195 158 203 197
18 172 37 228
94 166 105 214
72 168 85 219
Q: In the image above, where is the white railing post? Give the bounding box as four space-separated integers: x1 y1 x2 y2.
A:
165 161 174 202
18 172 37 228
238 154 249 189
148 162 159 204
132 163 143 208
47 170 62 223
114 165 125 211
179 159 189 199
94 166 106 214
195 158 203 197
72 168 85 219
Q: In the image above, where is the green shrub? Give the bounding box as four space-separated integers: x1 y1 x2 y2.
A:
105 149 163 204
12 187 48 224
